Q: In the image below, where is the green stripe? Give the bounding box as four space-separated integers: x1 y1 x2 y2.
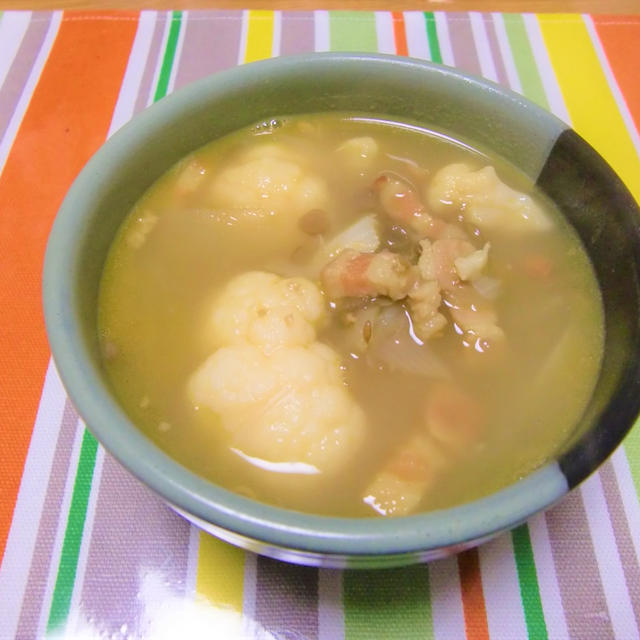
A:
343 566 433 639
46 430 99 633
153 11 183 102
329 12 378 52
512 525 549 639
423 13 442 64
623 419 640 495
502 14 549 109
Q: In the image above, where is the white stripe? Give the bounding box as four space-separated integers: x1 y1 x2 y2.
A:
107 11 156 135
314 10 330 52
0 11 32 90
166 10 187 95
374 11 395 55
434 12 455 67
581 473 640 639
611 447 640 564
469 12 498 83
528 512 570 640
318 569 344 640
0 11 61 176
522 14 571 124
64 445 105 637
146 11 173 106
479 534 528 640
241 551 257 623
36 418 87 638
404 12 430 60
185 525 201 597
429 555 466 640
271 11 282 58
583 15 640 162
238 10 249 65
491 13 523 94
0 362 67 638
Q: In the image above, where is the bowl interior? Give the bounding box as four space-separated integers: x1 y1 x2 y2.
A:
43 54 640 565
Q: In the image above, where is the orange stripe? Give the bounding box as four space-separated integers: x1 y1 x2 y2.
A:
392 12 408 57
0 11 138 559
458 548 490 640
592 16 640 138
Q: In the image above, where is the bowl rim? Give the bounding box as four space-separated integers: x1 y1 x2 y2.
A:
43 51 640 560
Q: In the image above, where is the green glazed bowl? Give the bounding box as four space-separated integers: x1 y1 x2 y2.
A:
43 53 640 568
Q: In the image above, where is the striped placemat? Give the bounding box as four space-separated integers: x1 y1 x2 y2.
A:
1 10 640 639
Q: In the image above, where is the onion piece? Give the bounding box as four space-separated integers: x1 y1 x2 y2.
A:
472 275 501 300
366 304 450 379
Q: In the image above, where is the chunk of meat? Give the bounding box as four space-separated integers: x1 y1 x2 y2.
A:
429 237 477 291
423 382 485 453
408 280 448 341
373 173 446 238
362 433 446 517
321 249 412 300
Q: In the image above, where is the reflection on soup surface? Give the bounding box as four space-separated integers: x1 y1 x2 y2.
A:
98 114 604 517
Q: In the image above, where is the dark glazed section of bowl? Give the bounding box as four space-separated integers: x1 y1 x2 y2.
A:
536 129 640 487
43 53 640 567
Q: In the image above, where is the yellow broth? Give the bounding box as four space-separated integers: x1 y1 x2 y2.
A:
98 114 604 517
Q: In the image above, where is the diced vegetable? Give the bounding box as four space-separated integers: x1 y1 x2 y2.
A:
366 304 450 378
311 214 380 274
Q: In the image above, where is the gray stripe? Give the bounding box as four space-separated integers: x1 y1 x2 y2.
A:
599 460 640 629
14 399 79 640
545 489 615 638
281 12 315 56
0 12 52 144
133 11 167 114
483 13 509 86
77 455 191 637
445 13 482 77
173 11 243 91
255 555 319 640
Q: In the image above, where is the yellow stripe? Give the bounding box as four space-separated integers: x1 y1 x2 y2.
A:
244 10 274 63
196 532 245 611
537 14 640 204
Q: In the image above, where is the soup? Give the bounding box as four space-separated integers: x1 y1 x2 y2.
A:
98 114 604 517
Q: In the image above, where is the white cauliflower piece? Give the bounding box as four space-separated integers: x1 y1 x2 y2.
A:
427 164 552 232
192 271 366 476
125 209 158 249
454 242 490 281
336 136 379 173
189 342 366 476
210 271 326 350
209 143 329 218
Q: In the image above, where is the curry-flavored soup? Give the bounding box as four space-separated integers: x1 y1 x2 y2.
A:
98 114 603 517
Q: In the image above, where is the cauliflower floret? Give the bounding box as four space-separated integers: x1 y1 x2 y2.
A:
192 270 365 476
210 272 326 350
427 164 552 232
209 143 329 218
188 342 366 475
336 136 379 174
454 242 490 281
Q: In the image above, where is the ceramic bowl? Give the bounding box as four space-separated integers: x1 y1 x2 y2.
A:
43 53 640 568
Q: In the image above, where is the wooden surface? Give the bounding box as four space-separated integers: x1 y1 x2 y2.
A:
1 0 638 13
